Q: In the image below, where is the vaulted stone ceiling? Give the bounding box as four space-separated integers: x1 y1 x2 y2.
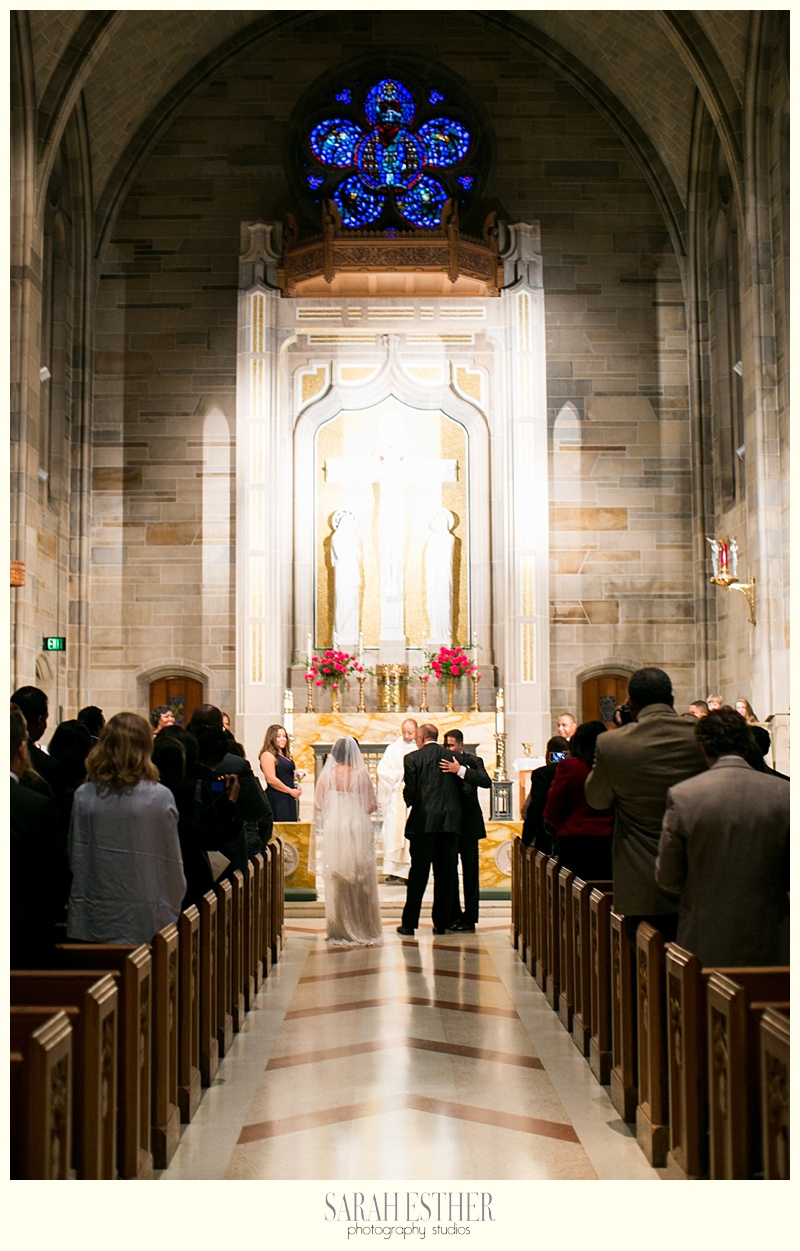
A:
23 9 755 248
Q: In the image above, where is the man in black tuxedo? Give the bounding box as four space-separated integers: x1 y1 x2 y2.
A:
441 728 491 933
397 724 462 936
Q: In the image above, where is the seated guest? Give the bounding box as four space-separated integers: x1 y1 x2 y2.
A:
10 708 71 967
656 708 789 966
67 712 185 945
521 736 569 851
543 721 613 881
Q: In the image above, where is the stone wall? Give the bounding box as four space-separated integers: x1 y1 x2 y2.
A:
92 11 693 729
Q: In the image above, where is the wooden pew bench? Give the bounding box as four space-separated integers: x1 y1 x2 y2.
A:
511 834 523 952
534 850 548 989
609 910 638 1122
10 970 117 1178
150 923 181 1169
706 968 790 1178
557 866 576 1031
588 886 613 1084
570 877 612 1058
57 943 153 1180
635 923 669 1165
759 1007 790 1180
544 856 561 1009
10 1007 73 1179
199 890 220 1085
178 904 202 1122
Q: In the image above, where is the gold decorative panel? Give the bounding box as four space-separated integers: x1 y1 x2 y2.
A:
251 293 265 354
339 367 378 383
301 367 327 403
521 622 536 683
456 367 482 402
315 399 469 649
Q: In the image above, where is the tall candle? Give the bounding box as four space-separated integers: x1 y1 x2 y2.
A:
358 631 364 662
495 687 505 735
306 633 313 667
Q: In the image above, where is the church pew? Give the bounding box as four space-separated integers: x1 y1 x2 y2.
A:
706 969 790 1179
663 950 788 1179
571 878 612 1057
557 866 576 1031
511 834 522 952
10 1008 73 1179
270 838 284 959
534 850 548 989
199 890 220 1086
760 1007 790 1180
250 856 264 995
588 887 613 1085
151 923 181 1169
609 910 638 1122
214 878 234 1056
56 943 153 1180
177 905 202 1122
635 923 670 1166
523 845 536 975
243 859 257 1010
264 845 276 970
230 869 247 1031
10 971 117 1179
544 856 560 1009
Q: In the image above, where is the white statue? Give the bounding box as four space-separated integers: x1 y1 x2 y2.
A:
425 508 455 645
331 510 361 646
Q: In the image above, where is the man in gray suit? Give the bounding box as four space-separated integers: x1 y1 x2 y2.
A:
585 666 706 939
656 708 789 966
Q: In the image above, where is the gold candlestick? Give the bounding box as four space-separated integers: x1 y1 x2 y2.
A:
470 672 480 712
494 732 508 781
305 673 314 712
356 673 366 712
420 678 429 713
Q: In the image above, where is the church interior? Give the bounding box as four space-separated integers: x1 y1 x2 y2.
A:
9 8 790 1202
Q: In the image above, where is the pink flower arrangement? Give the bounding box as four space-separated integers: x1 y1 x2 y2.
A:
423 646 480 684
305 648 364 692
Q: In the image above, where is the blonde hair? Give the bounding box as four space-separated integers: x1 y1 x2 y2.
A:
260 723 291 759
86 712 159 789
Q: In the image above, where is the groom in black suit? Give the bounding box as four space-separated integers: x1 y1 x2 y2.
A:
397 724 461 936
441 728 491 932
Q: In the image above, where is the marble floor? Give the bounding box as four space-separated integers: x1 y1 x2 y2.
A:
160 900 664 1183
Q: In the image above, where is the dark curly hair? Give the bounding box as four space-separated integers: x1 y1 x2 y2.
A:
695 707 753 759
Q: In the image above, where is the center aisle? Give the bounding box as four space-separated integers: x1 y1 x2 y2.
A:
161 914 662 1181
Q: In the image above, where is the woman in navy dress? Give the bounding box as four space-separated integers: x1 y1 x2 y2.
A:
259 724 301 821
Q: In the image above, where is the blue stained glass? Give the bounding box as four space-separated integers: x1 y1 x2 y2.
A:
396 175 448 228
458 174 474 190
334 176 385 228
364 78 415 128
417 118 471 167
356 129 424 190
307 174 324 190
429 89 445 104
308 118 362 167
335 89 352 104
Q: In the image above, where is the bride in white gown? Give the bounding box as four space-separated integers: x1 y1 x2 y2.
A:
314 736 383 947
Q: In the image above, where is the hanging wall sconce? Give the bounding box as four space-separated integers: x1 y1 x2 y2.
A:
706 536 756 625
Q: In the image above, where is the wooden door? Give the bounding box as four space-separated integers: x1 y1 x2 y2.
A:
149 678 204 727
581 675 629 727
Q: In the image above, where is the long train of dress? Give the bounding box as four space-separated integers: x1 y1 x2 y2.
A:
321 790 383 947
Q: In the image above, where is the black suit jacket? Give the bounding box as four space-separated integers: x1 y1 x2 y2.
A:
11 779 71 967
455 751 491 840
403 741 462 837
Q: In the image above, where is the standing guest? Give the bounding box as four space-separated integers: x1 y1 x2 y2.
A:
440 728 491 933
706 694 723 711
221 711 232 732
520 736 569 850
544 721 613 881
10 685 68 814
189 704 273 855
259 724 301 821
10 708 71 967
77 705 105 743
656 708 789 966
377 718 418 884
688 700 709 718
397 724 462 936
735 697 759 724
48 719 93 827
66 712 185 945
746 725 789 780
315 736 382 947
151 704 175 734
585 666 706 941
556 712 577 741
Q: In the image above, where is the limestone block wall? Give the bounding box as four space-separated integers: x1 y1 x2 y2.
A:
91 11 694 729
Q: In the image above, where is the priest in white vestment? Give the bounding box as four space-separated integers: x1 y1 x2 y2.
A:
377 719 418 883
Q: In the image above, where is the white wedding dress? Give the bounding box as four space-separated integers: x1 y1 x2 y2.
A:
316 748 383 947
